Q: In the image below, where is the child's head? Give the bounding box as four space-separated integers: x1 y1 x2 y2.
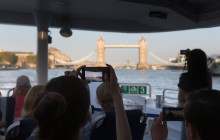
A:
33 76 90 140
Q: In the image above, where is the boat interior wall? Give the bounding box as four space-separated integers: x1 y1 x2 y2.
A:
1 0 220 32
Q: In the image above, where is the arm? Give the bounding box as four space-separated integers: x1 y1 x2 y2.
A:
151 112 168 140
105 64 132 140
64 65 85 78
0 120 7 128
178 87 186 103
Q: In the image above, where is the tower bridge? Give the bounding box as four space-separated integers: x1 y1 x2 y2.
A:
96 36 149 70
52 36 185 69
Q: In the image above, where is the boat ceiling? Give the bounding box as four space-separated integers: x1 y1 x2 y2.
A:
1 0 220 33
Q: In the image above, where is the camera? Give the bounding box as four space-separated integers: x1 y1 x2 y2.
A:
180 49 190 56
81 67 110 82
163 107 184 121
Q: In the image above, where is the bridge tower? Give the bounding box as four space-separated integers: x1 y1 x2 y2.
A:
137 36 149 70
96 36 106 66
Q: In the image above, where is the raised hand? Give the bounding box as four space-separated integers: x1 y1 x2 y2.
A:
105 64 120 98
151 112 168 140
104 64 132 140
64 65 86 78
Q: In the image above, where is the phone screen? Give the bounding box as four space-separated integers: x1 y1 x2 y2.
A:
163 107 184 121
85 71 103 82
82 67 110 82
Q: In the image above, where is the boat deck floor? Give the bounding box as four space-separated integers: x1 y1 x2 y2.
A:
144 133 152 140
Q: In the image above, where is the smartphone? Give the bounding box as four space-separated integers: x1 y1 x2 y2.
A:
180 50 187 55
163 107 184 121
180 49 190 56
81 67 110 82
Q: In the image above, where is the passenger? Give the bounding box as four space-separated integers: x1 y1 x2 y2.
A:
96 82 123 112
6 85 45 140
151 89 220 140
21 85 45 118
178 49 212 103
177 49 212 140
13 75 31 122
29 64 132 140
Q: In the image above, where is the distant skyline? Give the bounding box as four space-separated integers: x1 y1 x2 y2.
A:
0 24 220 64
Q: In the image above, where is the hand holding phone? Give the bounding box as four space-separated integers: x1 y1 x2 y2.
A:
64 65 86 78
162 107 184 121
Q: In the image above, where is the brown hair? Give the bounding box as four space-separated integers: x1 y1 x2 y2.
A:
33 76 90 140
184 90 220 140
22 85 45 118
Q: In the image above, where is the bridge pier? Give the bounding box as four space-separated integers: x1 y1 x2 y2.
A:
96 36 106 66
137 37 149 70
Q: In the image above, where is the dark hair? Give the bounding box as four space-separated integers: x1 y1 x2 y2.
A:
184 90 220 140
187 49 209 89
33 76 90 140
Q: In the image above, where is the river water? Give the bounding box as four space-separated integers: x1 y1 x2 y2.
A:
0 69 220 97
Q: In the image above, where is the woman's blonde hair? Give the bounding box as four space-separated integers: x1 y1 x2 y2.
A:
22 85 45 118
14 85 31 95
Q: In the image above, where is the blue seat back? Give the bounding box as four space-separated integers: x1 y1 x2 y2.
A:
90 109 147 140
6 118 37 140
0 97 15 128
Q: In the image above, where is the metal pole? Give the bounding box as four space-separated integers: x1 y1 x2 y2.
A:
37 30 48 84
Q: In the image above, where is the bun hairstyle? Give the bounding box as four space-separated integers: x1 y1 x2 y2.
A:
33 76 90 140
34 92 67 123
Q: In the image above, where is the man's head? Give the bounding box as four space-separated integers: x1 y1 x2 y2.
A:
184 90 220 140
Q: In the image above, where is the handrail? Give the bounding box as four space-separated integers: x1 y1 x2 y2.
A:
146 83 152 97
7 88 14 97
0 88 14 97
162 89 178 102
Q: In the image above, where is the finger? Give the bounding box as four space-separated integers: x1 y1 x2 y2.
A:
158 111 163 123
152 118 158 124
106 64 118 84
78 72 83 78
163 120 167 128
76 65 86 73
104 73 109 83
75 65 86 76
64 71 70 76
106 64 116 77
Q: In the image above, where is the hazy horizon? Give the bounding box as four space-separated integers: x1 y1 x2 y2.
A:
0 24 220 65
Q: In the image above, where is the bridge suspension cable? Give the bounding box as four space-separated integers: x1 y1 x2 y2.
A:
54 50 96 64
148 51 185 65
53 49 185 66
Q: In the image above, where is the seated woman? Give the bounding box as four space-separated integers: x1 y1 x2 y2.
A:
177 49 212 140
28 64 132 140
13 75 31 122
6 85 45 140
178 49 212 103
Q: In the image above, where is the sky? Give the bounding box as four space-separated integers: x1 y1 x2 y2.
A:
0 24 220 65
